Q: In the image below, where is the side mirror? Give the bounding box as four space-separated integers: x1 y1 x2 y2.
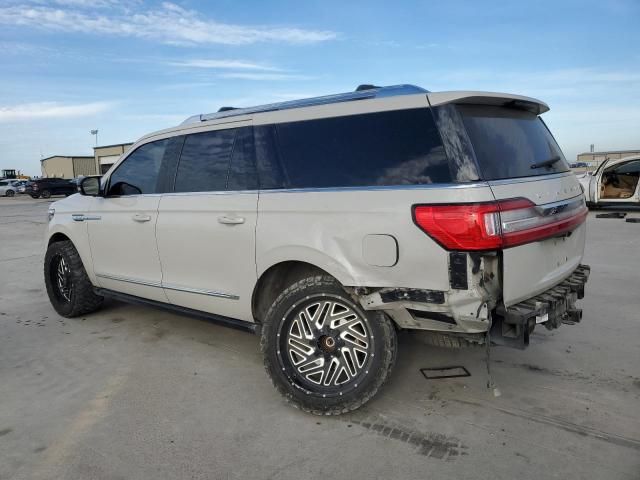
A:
79 176 102 196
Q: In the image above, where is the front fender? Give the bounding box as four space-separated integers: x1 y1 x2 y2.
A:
46 200 97 285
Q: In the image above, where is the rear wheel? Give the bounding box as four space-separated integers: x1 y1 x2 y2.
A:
30 194 39 199
261 274 397 415
44 240 103 317
41 190 51 199
6 190 15 197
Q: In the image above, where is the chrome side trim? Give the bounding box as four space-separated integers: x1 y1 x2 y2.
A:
95 274 240 300
96 273 162 288
535 195 585 216
162 283 240 300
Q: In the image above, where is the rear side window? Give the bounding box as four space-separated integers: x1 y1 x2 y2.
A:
228 127 258 191
275 108 451 188
458 105 569 180
173 126 257 192
108 139 169 195
174 129 236 193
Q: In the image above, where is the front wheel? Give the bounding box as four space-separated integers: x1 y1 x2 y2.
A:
261 274 397 415
6 190 15 197
44 240 103 317
41 190 51 199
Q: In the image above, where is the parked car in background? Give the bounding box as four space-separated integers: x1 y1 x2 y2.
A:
43 84 590 415
578 155 640 206
25 178 77 199
570 162 589 168
0 179 23 197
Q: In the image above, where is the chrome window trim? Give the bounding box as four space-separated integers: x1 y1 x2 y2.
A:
486 172 573 186
257 183 489 194
160 190 259 197
107 177 577 197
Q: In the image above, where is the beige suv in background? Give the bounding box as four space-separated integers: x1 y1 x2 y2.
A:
44 84 590 414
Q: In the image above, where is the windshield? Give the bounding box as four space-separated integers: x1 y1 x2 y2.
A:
458 105 569 180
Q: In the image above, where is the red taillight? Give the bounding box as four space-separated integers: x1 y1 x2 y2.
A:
413 203 503 250
413 197 587 251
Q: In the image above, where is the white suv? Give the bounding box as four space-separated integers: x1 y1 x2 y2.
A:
44 84 590 414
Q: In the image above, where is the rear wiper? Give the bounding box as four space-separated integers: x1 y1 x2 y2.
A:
530 155 561 169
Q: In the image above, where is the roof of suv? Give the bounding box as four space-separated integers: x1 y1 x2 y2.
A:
134 84 549 146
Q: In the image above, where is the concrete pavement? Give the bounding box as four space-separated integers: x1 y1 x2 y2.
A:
0 195 638 479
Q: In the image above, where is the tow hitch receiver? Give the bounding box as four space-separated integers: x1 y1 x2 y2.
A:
491 264 590 349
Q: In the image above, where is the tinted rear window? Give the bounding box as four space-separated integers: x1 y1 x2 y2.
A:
459 105 569 180
275 108 451 188
175 129 235 193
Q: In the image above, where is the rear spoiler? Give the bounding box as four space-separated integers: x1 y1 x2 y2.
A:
427 91 549 115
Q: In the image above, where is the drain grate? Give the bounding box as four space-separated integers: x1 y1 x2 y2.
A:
420 366 470 380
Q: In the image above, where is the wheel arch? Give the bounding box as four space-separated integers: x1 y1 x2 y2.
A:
46 224 97 285
48 231 72 246
251 260 337 324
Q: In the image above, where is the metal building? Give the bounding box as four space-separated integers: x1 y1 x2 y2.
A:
577 149 640 168
40 156 96 179
94 143 133 174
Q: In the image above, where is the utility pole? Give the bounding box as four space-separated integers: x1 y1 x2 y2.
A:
91 129 99 147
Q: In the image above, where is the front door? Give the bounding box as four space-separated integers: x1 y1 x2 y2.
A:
155 124 258 321
87 138 174 302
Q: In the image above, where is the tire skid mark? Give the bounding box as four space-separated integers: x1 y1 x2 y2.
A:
345 413 467 460
452 398 640 451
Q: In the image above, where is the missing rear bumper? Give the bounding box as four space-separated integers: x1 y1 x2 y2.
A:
490 264 591 349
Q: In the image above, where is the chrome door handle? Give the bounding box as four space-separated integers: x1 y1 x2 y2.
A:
132 214 151 223
72 214 101 222
218 215 245 225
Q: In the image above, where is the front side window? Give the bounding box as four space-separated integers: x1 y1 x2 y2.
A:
107 139 169 195
174 128 236 193
275 108 452 189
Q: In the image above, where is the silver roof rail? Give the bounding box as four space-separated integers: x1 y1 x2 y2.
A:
181 84 429 125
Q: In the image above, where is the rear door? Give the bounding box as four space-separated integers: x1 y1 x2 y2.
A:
155 124 258 322
455 105 587 306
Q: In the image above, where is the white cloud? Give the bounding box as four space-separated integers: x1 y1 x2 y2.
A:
168 59 281 71
0 101 112 121
218 72 314 81
0 2 338 45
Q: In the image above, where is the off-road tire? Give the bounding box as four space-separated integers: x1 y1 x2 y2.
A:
44 240 103 317
261 274 397 415
41 190 51 199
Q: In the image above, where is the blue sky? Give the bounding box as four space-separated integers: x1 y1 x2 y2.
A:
0 0 639 176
